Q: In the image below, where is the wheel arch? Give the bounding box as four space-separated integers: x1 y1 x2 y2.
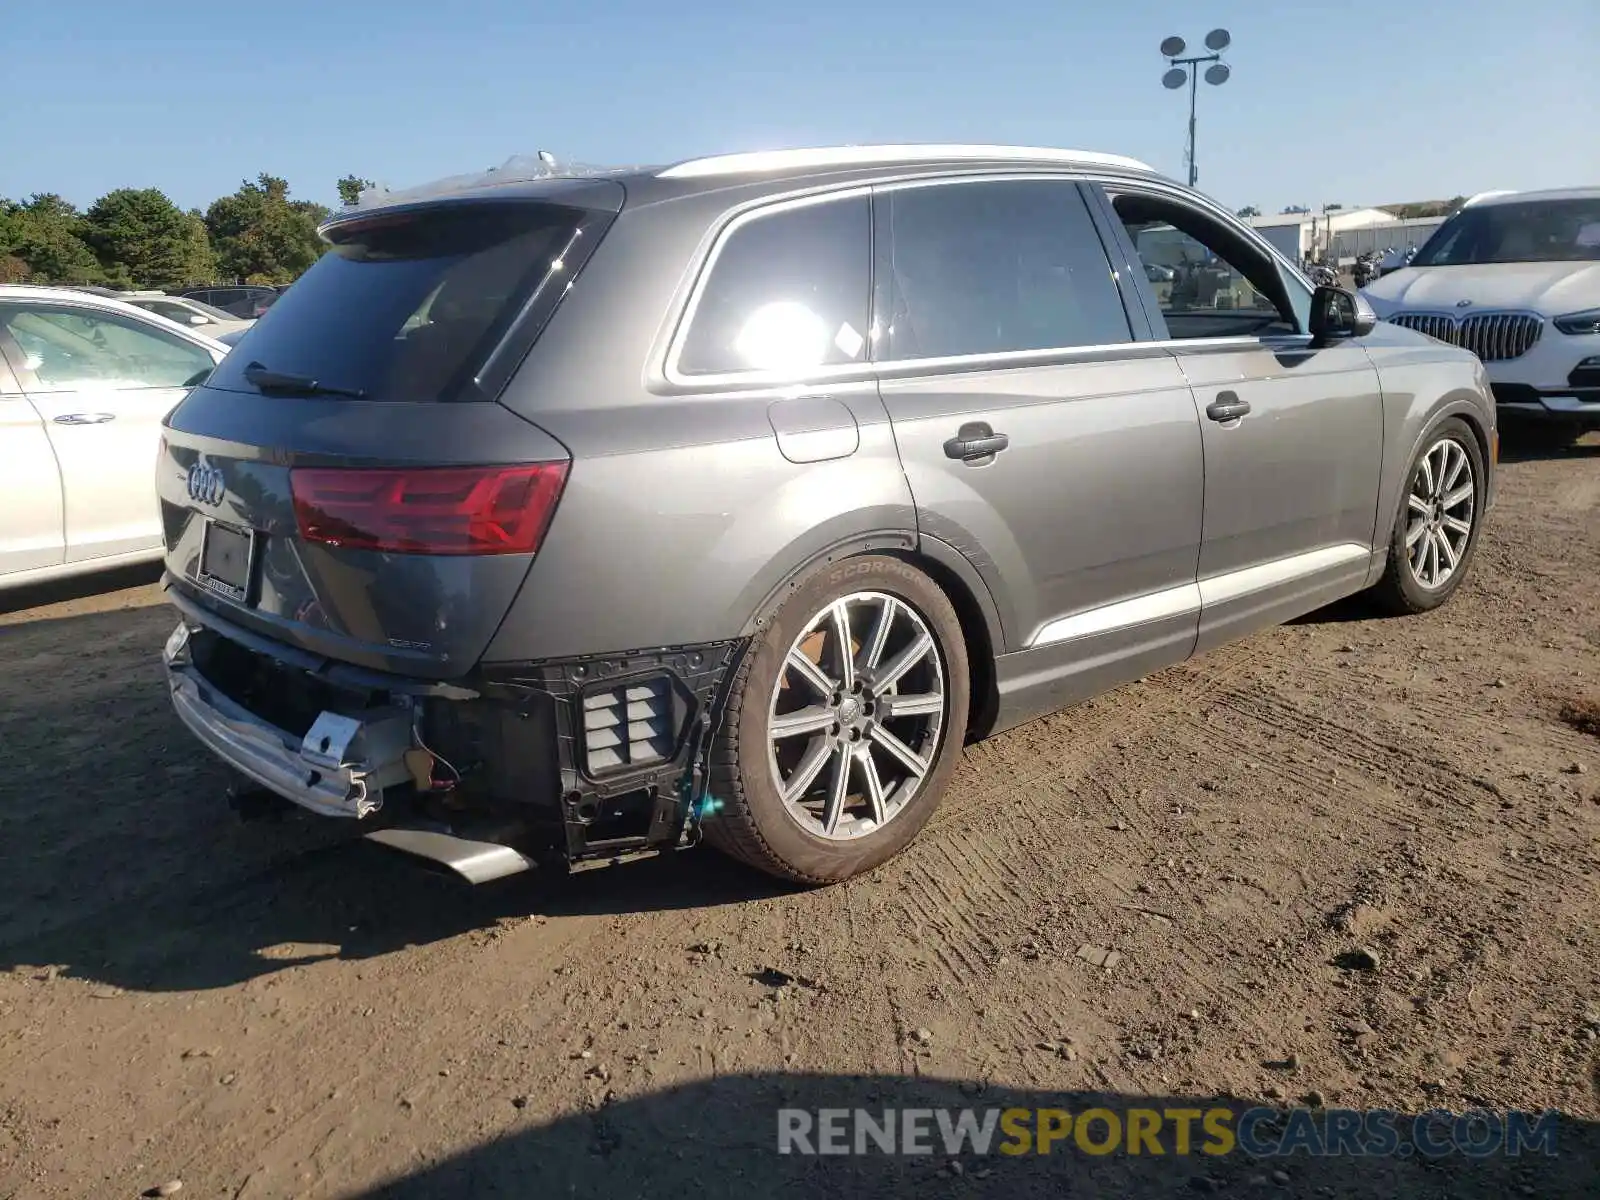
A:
736 532 1005 743
1370 370 1498 589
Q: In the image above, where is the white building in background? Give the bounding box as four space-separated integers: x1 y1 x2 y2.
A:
1243 207 1405 263
1330 215 1448 261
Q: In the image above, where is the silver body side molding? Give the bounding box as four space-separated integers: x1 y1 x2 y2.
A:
1029 542 1372 649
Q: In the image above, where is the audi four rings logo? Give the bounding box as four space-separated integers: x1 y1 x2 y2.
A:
187 462 226 506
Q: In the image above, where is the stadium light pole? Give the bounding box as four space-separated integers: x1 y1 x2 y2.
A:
1160 29 1233 188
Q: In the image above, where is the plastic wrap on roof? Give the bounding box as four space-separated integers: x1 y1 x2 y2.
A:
347 153 621 210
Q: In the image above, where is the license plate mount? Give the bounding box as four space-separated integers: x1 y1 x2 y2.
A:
196 519 257 603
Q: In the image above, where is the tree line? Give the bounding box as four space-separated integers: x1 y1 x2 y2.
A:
0 174 374 291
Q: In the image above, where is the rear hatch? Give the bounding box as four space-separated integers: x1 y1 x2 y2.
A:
158 183 623 679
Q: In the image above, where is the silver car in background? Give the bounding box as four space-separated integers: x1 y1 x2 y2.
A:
154 145 1497 887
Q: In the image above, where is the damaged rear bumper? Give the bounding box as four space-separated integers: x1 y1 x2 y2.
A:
167 624 412 820
162 594 741 882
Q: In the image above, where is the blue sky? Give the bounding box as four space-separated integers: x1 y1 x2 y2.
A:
3 0 1595 214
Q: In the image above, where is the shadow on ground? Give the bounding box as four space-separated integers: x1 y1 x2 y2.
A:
0 604 788 995
0 561 163 617
1496 428 1600 464
352 1072 1599 1199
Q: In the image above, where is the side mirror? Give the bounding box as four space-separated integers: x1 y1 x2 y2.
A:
1309 285 1377 342
188 314 209 326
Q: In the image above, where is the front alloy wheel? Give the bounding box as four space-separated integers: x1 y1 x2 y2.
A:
1404 435 1476 590
1368 417 1485 615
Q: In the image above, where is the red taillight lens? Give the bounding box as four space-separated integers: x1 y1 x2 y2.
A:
290 463 569 556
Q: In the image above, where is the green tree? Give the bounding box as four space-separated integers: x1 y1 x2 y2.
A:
180 209 218 285
0 194 102 284
336 175 375 207
204 174 325 284
81 187 213 289
1236 205 1261 218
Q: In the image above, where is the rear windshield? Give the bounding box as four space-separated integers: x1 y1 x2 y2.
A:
1411 198 1600 267
205 201 582 402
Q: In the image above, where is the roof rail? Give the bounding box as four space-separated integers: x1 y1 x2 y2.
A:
659 144 1154 180
1461 189 1518 208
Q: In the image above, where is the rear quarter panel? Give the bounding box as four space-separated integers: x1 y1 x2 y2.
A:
159 388 573 678
1362 323 1497 583
482 188 919 664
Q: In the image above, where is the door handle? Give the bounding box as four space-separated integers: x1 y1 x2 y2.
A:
1205 392 1251 423
53 413 117 425
943 422 1010 462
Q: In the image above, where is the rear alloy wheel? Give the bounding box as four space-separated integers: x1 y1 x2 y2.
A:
767 591 945 841
1369 417 1485 614
705 556 969 883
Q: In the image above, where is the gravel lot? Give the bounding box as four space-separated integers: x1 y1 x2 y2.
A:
1 437 1596 1199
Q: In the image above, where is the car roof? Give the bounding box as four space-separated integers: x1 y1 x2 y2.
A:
1464 186 1600 208
328 144 1166 226
0 284 232 350
655 144 1154 179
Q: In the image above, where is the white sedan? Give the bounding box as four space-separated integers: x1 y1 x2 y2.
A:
0 285 229 591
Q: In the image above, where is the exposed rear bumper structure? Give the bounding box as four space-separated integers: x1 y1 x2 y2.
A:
162 597 740 883
167 626 412 820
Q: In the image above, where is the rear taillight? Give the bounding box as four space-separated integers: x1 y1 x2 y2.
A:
290 463 569 556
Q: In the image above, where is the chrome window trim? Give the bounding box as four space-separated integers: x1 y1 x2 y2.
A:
657 170 1319 394
1028 542 1372 649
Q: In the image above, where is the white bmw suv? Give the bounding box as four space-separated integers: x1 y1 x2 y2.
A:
1361 187 1600 447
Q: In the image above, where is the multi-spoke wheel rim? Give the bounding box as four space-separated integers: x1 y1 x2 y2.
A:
766 591 946 841
1405 436 1475 590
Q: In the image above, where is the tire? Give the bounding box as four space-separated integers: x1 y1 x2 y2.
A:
702 555 970 884
1367 417 1486 615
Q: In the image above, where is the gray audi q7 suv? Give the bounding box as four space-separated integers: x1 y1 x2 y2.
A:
158 145 1497 886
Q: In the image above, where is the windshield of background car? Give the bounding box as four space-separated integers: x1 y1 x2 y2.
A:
204 201 583 401
183 299 239 322
1410 198 1600 266
139 298 236 323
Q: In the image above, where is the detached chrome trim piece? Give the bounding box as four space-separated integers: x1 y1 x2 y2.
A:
365 828 535 885
659 145 1154 180
1028 542 1372 649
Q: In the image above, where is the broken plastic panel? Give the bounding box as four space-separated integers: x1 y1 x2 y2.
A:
349 152 633 211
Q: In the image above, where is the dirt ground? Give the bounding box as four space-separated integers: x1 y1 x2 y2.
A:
1 438 1597 1199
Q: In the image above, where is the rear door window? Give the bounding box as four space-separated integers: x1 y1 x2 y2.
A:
204 201 586 402
880 179 1132 361
676 195 871 377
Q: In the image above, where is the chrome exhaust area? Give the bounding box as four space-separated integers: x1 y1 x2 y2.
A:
365 827 536 885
